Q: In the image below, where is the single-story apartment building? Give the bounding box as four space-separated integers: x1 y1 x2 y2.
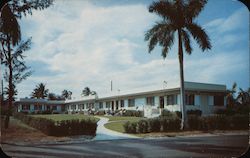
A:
15 82 227 117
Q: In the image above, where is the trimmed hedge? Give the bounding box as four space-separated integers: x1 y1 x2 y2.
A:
124 114 248 134
13 113 97 136
123 110 144 117
188 114 249 131
123 117 181 134
187 110 202 116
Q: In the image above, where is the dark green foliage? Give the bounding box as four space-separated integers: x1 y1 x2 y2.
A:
175 111 182 118
137 120 149 133
161 110 176 117
123 110 144 117
124 114 248 134
187 110 202 116
123 121 137 133
13 113 97 136
216 106 249 116
148 118 161 132
161 117 181 132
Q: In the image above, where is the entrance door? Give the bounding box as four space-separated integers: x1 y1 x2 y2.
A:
116 100 119 110
160 96 164 109
111 101 114 111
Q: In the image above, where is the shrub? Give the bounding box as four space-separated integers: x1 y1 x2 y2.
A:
148 118 161 132
161 110 176 118
123 110 143 117
230 114 249 130
187 110 202 116
13 113 97 136
137 120 149 133
161 117 181 132
124 121 137 133
175 111 182 118
187 115 202 130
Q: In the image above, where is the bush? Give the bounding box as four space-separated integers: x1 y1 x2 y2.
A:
13 113 97 136
42 110 52 114
148 118 161 132
123 110 143 117
161 110 176 118
161 117 181 132
187 110 202 116
229 114 249 130
124 121 137 133
137 120 149 133
175 111 182 118
187 115 202 130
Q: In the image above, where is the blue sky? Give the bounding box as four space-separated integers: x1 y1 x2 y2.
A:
10 0 249 99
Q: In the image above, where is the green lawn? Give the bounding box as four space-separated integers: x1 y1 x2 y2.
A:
103 116 143 122
103 116 143 133
31 114 99 122
104 122 126 133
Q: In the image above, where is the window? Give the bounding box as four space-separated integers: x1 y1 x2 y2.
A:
185 94 194 105
214 96 224 106
146 97 154 106
128 99 135 107
120 100 124 107
106 101 111 108
22 104 30 110
167 95 177 105
99 102 103 109
72 105 76 110
52 106 57 110
34 105 38 110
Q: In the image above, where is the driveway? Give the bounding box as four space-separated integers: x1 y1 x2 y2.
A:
93 116 139 140
2 134 248 158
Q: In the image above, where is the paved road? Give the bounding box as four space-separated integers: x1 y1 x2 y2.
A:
2 134 248 158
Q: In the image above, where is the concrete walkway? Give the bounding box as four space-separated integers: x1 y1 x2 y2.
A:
93 116 139 140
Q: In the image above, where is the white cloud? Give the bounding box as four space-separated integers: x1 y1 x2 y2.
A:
15 1 248 99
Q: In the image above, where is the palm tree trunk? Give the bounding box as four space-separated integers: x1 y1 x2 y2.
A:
4 36 13 129
178 29 187 130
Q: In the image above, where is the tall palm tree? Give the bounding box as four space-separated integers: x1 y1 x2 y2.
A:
31 83 49 99
81 87 91 96
62 89 72 100
145 0 211 130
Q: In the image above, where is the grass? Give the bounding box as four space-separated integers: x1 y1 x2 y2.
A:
104 122 126 133
31 114 99 122
103 116 143 133
103 116 143 122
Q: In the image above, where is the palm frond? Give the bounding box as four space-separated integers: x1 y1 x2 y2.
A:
148 0 176 23
182 30 192 54
186 23 211 51
185 0 207 22
145 21 175 54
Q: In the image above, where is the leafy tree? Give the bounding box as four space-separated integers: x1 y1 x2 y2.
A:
236 88 250 106
31 83 48 99
226 82 237 107
145 0 211 129
1 38 32 128
62 89 72 100
0 0 53 128
81 87 91 96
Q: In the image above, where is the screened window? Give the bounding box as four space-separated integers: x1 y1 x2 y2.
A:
128 99 135 107
120 100 124 107
185 94 194 105
99 102 103 109
106 101 111 108
146 97 155 106
214 96 224 106
52 106 57 110
167 95 177 105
